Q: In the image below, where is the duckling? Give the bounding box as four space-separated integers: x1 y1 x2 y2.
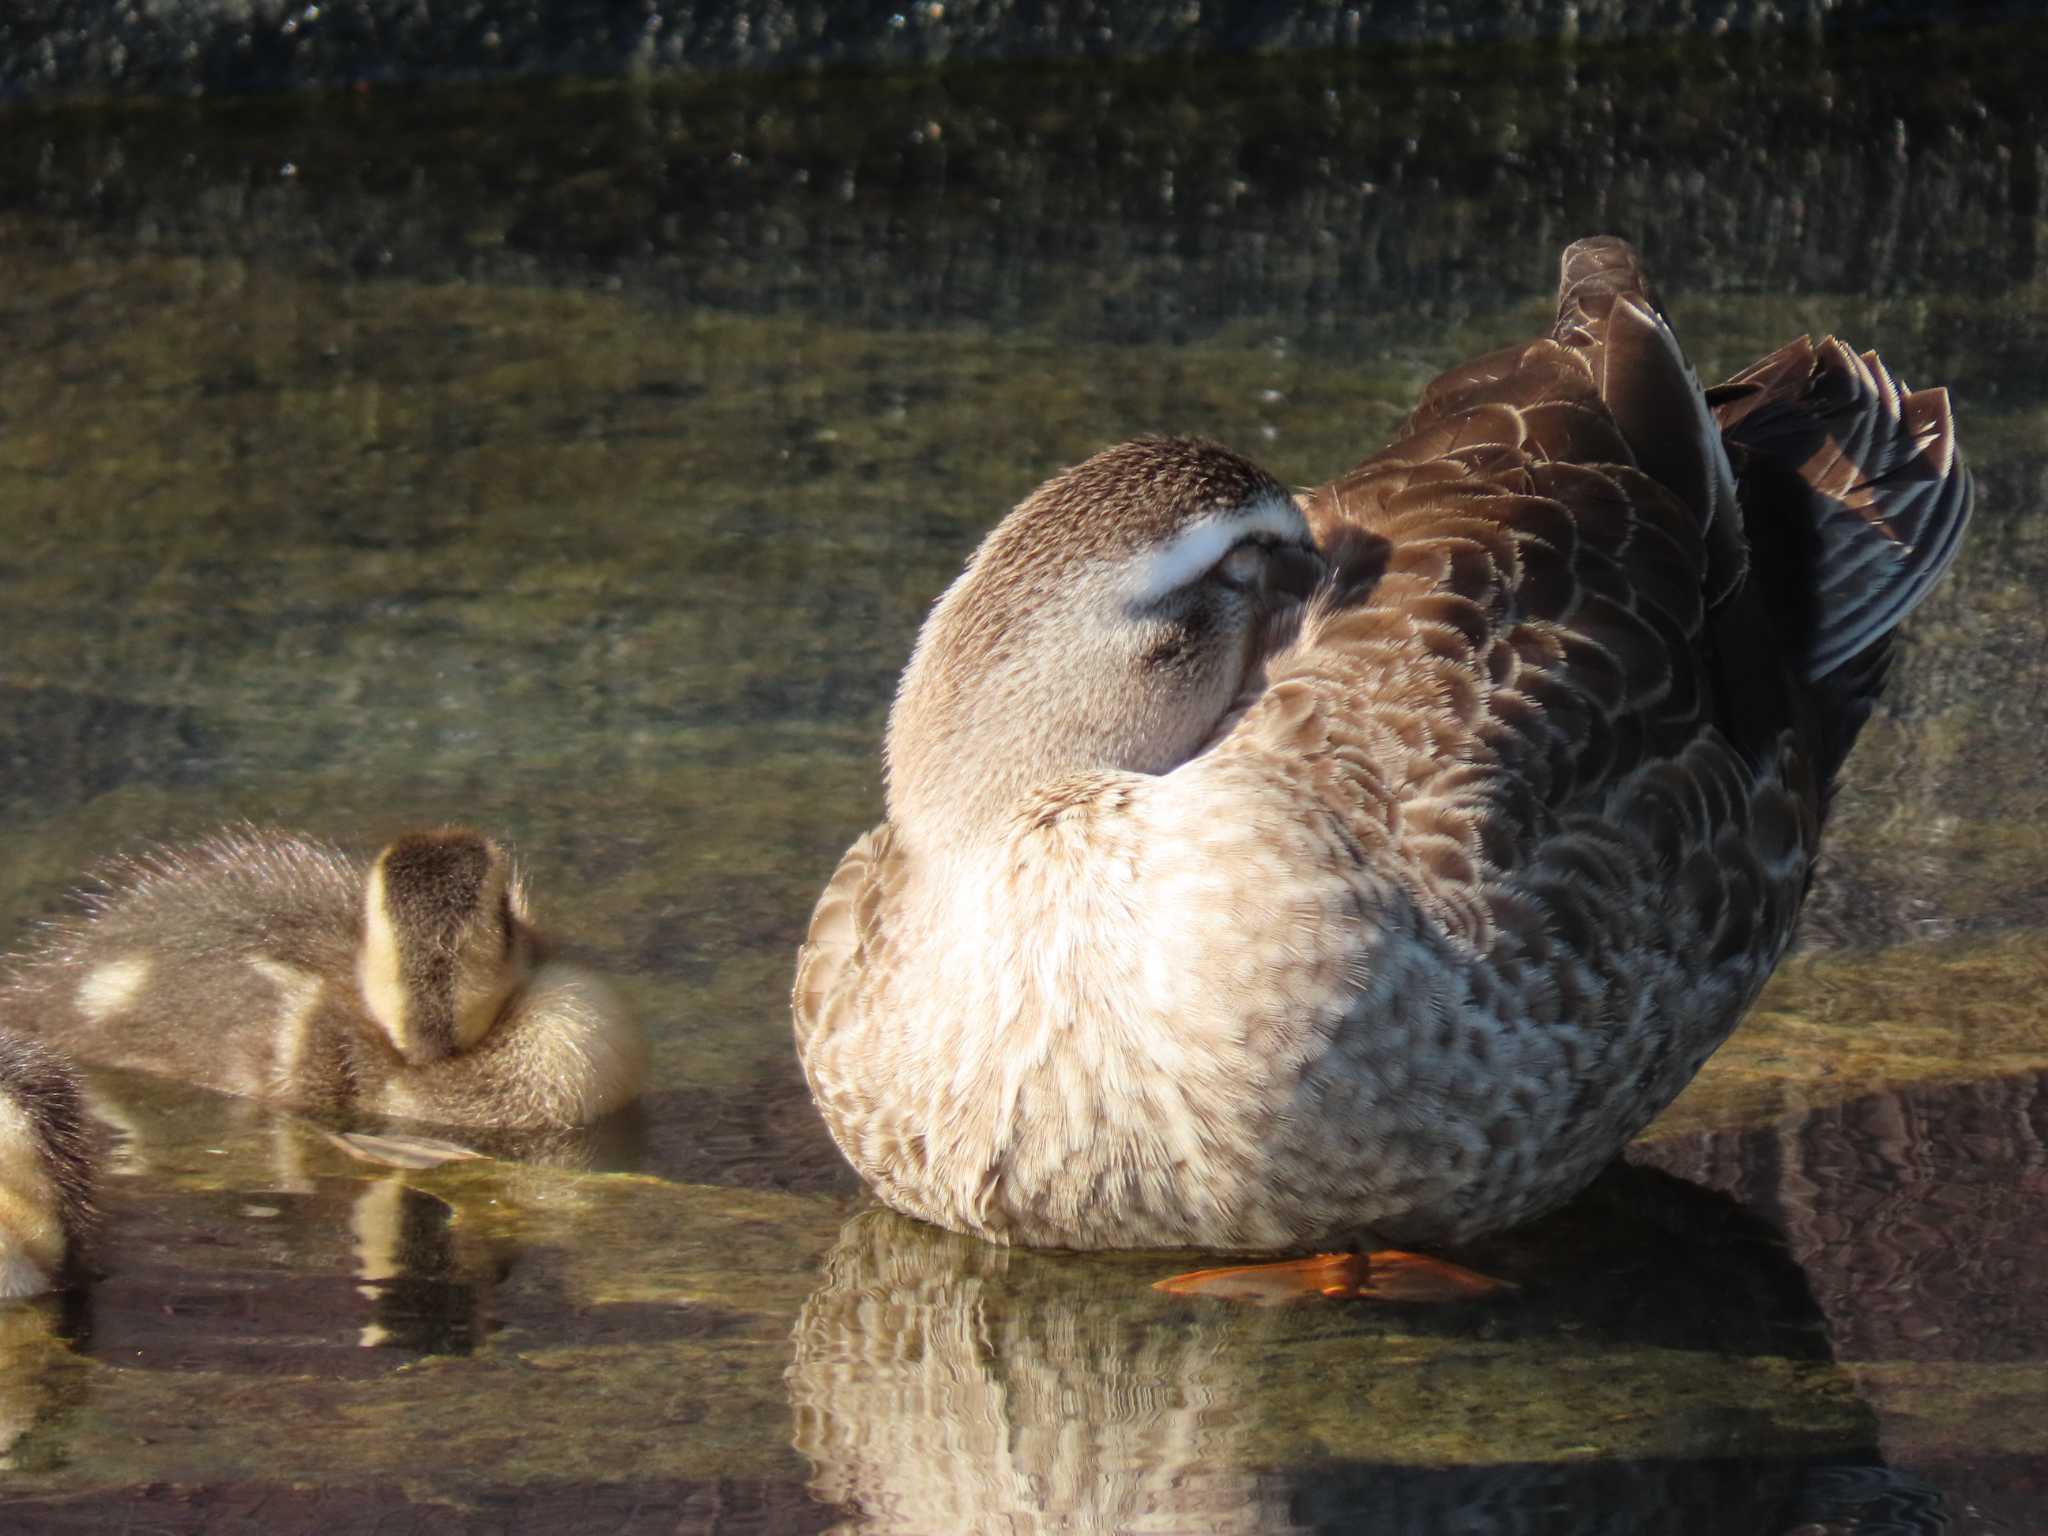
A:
0 1030 92 1298
793 236 1973 1293
1 828 645 1132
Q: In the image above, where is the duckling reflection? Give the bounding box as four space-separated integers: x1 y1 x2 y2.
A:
0 1292 87 1471
66 1073 506 1374
0 827 646 1131
76 1173 497 1374
789 1168 1944 1535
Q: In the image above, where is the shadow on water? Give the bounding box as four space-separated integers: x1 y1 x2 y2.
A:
637 1060 867 1198
1643 1071 2048 1367
0 12 2043 1534
1641 1070 2048 1531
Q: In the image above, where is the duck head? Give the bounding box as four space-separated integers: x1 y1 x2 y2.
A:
885 436 1323 851
357 829 539 1065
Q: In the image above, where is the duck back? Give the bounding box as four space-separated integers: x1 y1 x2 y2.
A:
2 830 368 1113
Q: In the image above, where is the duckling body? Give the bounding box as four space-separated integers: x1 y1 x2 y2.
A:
3 828 645 1132
0 1030 92 1297
795 237 1973 1253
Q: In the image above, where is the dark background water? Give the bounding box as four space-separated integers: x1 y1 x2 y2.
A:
0 14 2044 1534
2 0 2034 100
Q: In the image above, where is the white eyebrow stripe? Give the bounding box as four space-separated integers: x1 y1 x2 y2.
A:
1123 496 1308 603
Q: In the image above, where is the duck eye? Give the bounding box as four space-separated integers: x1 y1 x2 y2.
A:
1215 540 1268 591
1141 623 1193 668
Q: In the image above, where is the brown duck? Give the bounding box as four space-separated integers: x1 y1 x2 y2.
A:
794 237 1972 1298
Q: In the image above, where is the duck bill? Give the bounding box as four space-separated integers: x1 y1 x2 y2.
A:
1264 543 1327 603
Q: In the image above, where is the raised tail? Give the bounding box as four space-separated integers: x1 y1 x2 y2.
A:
1552 237 1748 606
1707 337 1972 784
1552 237 1972 788
1707 337 1972 680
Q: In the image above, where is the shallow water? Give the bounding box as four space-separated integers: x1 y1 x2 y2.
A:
0 18 2044 1533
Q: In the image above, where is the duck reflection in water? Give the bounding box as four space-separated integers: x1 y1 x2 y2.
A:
0 1070 521 1462
0 1119 498 1466
0 1293 88 1471
788 1164 1952 1535
52 1079 581 1375
72 1175 497 1374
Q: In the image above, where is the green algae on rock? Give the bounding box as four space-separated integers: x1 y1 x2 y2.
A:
1639 934 2048 1143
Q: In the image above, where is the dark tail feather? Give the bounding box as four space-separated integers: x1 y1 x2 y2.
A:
1553 235 1663 339
1553 237 1748 605
1707 336 1973 780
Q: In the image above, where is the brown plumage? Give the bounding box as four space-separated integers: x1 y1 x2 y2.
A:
794 236 1973 1253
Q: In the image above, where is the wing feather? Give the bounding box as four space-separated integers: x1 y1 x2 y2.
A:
1237 238 1812 1045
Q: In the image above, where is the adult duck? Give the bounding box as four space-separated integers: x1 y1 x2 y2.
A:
794 237 1971 1298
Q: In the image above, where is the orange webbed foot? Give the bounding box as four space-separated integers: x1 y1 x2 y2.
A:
1152 1249 1513 1305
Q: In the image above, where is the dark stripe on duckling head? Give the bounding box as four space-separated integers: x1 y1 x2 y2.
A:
374 830 499 1064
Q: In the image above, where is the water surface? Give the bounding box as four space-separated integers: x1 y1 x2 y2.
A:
0 19 2044 1533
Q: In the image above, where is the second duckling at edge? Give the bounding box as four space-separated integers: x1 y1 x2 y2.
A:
0 828 646 1132
0 1029 92 1297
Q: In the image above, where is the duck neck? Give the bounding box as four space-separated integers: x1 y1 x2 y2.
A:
884 645 1107 855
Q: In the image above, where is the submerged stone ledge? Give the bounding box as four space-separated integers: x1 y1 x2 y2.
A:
0 0 2027 102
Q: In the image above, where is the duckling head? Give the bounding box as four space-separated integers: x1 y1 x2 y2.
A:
0 1031 91 1299
357 830 537 1066
886 436 1323 849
